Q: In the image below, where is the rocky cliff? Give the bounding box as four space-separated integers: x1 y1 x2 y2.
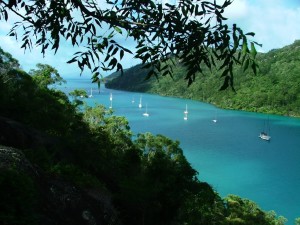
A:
0 117 120 225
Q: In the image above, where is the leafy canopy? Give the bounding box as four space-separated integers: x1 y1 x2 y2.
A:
0 46 291 225
1 0 259 89
29 63 65 88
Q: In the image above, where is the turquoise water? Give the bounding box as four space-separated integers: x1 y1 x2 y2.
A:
62 79 300 224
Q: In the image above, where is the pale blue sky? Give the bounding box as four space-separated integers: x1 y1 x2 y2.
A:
0 0 299 78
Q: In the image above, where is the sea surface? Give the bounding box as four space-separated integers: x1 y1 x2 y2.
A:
60 78 300 224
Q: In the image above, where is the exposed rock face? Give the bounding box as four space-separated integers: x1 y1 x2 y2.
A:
0 117 121 225
0 145 35 173
0 116 56 149
39 175 120 225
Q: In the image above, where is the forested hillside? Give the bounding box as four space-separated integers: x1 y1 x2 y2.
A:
106 40 300 117
0 47 292 224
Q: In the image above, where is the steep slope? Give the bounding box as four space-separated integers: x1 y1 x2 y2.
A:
106 40 300 116
0 46 291 225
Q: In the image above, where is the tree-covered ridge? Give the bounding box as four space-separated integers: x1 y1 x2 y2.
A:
106 40 300 117
0 47 292 224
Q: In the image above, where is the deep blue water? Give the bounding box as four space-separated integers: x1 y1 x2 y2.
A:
60 78 300 224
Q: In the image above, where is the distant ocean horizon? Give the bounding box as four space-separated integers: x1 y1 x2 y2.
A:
60 78 300 224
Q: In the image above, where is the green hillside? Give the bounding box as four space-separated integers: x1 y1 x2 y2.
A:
106 40 300 117
0 46 294 225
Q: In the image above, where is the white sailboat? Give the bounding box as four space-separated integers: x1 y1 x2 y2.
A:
89 88 93 98
132 97 135 103
212 110 217 123
109 93 113 109
143 104 149 117
184 104 188 120
184 104 188 114
184 113 188 120
138 96 142 108
259 117 271 141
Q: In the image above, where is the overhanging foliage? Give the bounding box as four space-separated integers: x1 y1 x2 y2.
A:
0 0 260 89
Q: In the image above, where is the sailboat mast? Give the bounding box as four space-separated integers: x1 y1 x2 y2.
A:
139 96 142 108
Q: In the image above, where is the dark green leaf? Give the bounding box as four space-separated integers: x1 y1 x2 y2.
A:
245 32 255 37
111 47 118 56
250 42 257 58
219 76 229 90
107 45 114 54
66 58 77 64
120 49 124 60
243 58 250 72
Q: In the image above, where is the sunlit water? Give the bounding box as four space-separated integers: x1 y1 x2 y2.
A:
60 79 300 224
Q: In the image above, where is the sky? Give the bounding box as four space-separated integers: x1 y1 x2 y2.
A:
0 0 300 78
